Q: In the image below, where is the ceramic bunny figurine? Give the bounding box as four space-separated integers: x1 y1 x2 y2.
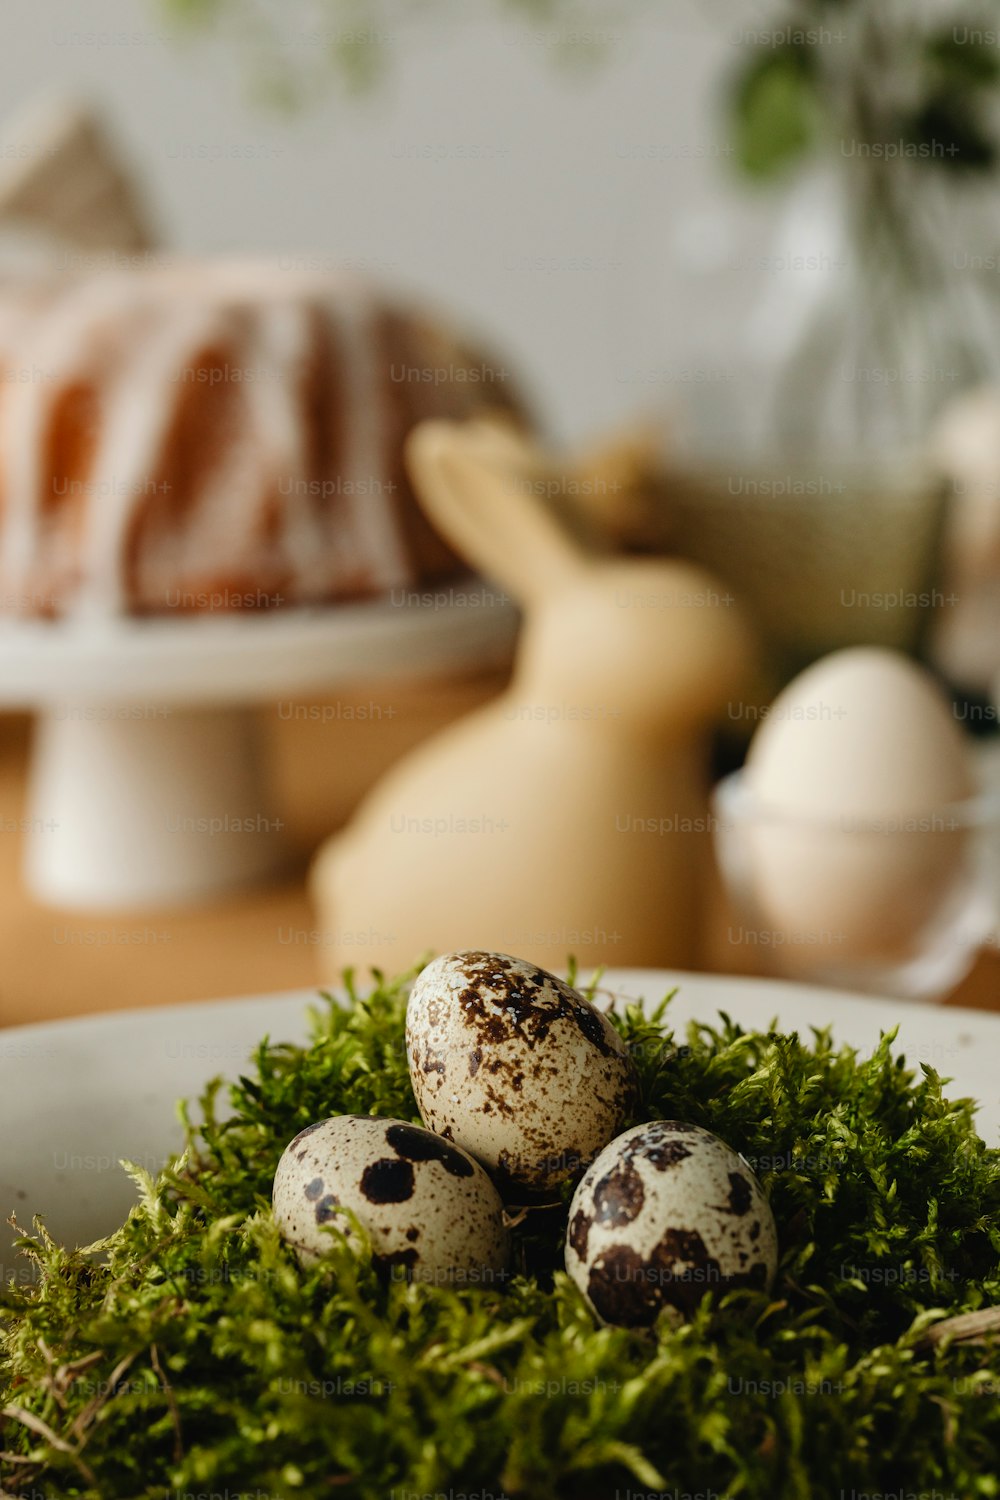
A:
311 417 755 976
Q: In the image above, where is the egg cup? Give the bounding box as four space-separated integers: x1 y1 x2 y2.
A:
712 771 1000 1001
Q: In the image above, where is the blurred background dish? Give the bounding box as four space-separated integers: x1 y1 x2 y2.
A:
652 455 948 682
0 255 527 621
0 92 528 912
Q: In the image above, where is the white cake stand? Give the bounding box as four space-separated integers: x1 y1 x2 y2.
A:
0 596 517 910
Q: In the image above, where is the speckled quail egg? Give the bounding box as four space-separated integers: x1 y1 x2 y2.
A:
406 951 637 1194
272 1114 508 1284
565 1120 778 1326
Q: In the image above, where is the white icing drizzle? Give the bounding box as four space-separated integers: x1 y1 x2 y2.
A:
331 286 413 592
0 293 47 604
70 298 233 620
242 293 328 598
162 303 271 597
0 271 140 610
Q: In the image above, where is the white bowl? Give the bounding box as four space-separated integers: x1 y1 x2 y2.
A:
2 969 998 1283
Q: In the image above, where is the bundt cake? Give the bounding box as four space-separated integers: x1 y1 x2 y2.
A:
0 259 525 618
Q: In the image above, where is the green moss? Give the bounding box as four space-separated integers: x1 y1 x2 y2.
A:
2 966 1000 1499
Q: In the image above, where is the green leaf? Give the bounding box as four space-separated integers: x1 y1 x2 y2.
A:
329 28 386 95
926 30 1000 87
902 93 997 173
732 47 819 180
159 0 224 26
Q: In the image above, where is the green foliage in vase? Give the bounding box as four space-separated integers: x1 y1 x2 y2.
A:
727 4 1000 181
732 42 819 179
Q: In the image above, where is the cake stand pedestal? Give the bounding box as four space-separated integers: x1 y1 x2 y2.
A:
0 597 516 909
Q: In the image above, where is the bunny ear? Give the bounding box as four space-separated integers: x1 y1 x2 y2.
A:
405 418 593 603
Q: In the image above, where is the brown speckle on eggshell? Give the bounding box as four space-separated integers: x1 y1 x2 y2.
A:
565 1120 778 1326
405 951 638 1193
272 1114 508 1283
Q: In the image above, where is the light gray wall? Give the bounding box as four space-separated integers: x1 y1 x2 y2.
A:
0 1 774 442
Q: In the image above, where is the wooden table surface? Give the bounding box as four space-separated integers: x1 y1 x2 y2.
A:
0 683 997 1027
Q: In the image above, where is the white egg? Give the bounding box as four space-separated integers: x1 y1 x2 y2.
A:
733 647 974 969
565 1120 778 1326
745 646 971 818
406 951 637 1194
272 1114 508 1284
